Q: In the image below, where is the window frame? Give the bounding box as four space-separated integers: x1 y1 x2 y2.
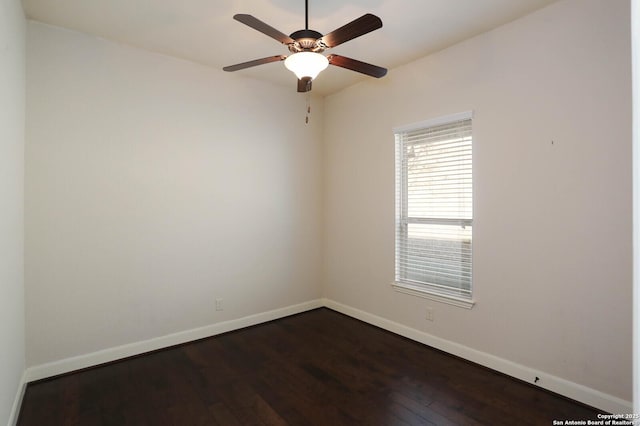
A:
392 111 475 309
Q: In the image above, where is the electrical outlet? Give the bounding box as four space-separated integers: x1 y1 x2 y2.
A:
426 307 434 321
426 308 434 321
215 298 223 311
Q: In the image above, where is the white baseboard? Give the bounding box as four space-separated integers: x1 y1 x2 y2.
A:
7 371 27 426
322 298 633 415
24 299 323 383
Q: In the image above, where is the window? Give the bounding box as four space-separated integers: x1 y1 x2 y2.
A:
393 112 474 308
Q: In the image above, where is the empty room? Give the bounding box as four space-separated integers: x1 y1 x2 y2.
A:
1 0 637 424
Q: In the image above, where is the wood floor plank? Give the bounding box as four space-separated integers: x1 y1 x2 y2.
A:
18 308 605 425
208 401 241 426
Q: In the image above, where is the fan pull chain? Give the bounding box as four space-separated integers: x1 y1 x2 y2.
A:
305 92 311 124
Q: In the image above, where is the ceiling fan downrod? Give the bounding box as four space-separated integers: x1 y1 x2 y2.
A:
305 0 309 30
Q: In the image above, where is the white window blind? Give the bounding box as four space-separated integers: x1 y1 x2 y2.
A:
394 113 473 303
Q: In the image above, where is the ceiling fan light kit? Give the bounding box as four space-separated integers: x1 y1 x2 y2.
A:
223 0 387 93
284 52 329 80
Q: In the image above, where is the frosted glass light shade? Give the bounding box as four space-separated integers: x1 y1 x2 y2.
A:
284 52 329 80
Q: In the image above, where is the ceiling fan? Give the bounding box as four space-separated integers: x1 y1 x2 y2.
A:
223 0 387 93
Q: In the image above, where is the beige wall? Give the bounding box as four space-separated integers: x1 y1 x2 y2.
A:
323 0 632 402
0 0 25 424
25 22 324 367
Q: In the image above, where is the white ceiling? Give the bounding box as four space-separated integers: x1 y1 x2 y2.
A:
21 0 558 96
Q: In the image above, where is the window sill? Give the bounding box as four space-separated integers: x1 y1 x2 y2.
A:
392 282 476 309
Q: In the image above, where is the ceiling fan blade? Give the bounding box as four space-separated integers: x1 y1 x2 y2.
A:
223 55 286 72
319 14 382 48
327 54 387 78
233 14 295 45
297 77 312 93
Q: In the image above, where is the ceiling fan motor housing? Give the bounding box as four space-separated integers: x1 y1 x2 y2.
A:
288 29 325 52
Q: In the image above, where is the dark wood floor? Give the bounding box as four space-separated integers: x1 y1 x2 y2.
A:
18 308 602 425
